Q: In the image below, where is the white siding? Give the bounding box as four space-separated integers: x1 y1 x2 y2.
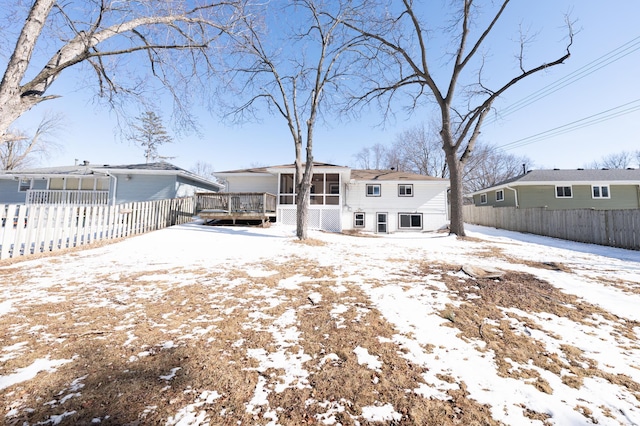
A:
222 175 278 193
342 180 448 232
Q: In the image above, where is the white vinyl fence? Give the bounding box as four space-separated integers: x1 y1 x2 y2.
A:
463 205 640 250
1 198 195 260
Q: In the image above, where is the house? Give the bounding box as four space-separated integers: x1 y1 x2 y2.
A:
206 162 449 233
0 161 223 205
468 169 640 210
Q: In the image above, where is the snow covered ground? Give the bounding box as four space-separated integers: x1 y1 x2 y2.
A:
1 222 639 425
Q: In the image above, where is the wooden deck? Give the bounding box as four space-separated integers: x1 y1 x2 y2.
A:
195 192 277 225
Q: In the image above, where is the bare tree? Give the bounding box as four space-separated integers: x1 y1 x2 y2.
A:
224 0 363 239
586 151 633 169
128 111 173 163
390 123 447 177
190 161 217 179
356 124 531 191
343 0 573 236
0 112 64 170
463 145 532 193
0 0 239 141
353 143 387 169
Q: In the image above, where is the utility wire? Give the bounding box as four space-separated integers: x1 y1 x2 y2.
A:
484 35 640 126
497 98 640 151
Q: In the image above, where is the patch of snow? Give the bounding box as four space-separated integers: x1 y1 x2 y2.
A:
0 356 74 391
353 346 382 371
159 367 181 381
361 403 401 422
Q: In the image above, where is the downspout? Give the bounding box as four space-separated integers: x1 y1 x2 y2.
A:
104 171 118 206
506 186 518 208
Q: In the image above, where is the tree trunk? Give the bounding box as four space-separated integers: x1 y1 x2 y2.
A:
445 149 466 237
295 161 314 240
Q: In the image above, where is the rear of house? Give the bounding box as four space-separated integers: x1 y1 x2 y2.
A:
212 163 449 233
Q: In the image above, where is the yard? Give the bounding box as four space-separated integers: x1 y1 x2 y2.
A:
1 222 639 425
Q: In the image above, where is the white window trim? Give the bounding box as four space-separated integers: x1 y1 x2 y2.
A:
592 184 611 199
366 184 381 197
18 178 32 192
398 184 413 197
353 212 365 228
398 213 423 230
480 193 487 204
555 185 573 198
495 189 504 202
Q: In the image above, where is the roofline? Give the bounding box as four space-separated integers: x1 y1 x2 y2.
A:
3 167 223 190
468 180 640 196
350 177 449 183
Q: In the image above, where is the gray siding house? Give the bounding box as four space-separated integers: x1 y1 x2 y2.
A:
469 169 640 210
0 162 223 205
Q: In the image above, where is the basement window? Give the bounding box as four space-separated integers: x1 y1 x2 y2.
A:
399 213 422 230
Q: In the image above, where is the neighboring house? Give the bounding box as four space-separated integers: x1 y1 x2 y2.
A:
209 162 449 233
0 161 223 205
468 169 640 210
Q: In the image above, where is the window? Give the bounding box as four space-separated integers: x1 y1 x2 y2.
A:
556 186 572 198
399 213 422 229
480 194 487 204
18 178 32 192
398 184 413 197
279 174 295 204
496 190 504 202
279 172 340 205
592 185 610 199
366 184 381 197
354 212 365 228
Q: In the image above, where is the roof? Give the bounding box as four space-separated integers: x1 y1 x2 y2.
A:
469 168 640 195
215 162 348 175
2 162 223 190
214 163 448 184
351 169 447 182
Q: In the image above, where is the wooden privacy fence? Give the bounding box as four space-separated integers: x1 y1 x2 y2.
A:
0 197 195 260
463 205 639 250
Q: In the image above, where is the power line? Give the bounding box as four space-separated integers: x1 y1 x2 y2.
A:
497 98 640 151
484 35 640 126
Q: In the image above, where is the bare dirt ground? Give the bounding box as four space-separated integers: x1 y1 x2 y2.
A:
1 225 639 425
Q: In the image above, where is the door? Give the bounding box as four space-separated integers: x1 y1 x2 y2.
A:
376 212 388 233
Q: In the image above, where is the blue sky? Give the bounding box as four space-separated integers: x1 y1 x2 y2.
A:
8 1 640 172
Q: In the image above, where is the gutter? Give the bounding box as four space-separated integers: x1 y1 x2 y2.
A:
506 185 518 207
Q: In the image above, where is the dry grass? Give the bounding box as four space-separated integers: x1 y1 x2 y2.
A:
2 257 506 426
413 262 640 401
2 240 639 425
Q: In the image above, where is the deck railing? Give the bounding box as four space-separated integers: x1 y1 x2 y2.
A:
26 189 110 205
195 192 277 214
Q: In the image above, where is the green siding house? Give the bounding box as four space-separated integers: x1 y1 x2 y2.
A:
469 169 640 210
